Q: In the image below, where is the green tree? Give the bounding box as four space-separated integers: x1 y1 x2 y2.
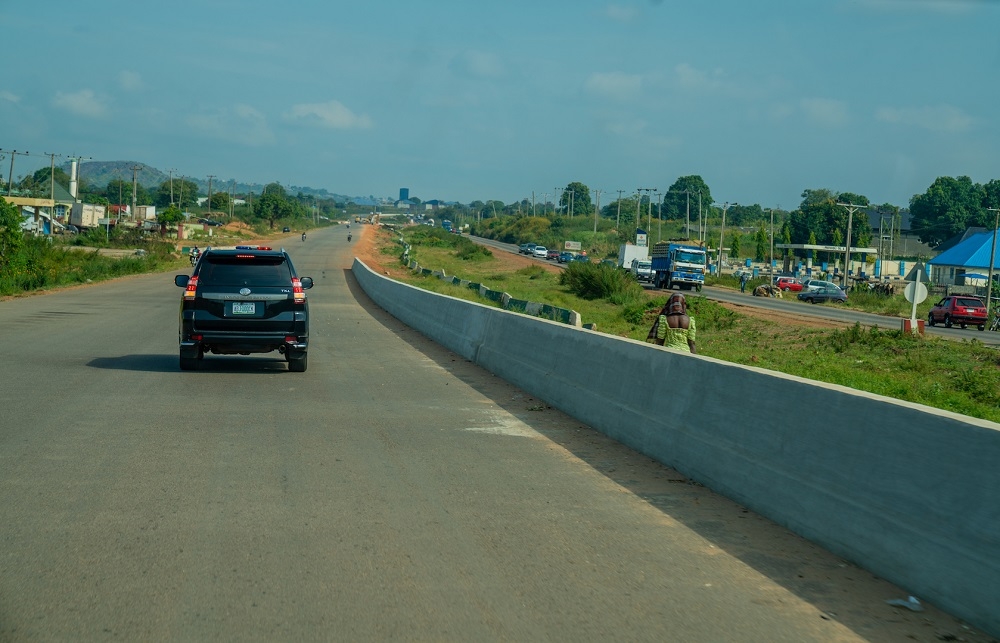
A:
254 191 294 229
157 204 184 226
209 191 230 211
602 197 640 242
104 179 150 207
0 197 25 262
754 224 768 262
31 166 71 189
561 181 593 217
154 179 199 208
662 176 714 220
909 176 986 247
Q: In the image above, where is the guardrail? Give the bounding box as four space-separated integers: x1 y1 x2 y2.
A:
352 257 1000 637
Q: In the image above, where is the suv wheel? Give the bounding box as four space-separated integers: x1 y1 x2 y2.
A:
927 312 935 326
944 315 953 328
288 354 308 372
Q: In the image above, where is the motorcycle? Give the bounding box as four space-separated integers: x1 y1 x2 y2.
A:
347 233 352 242
301 233 306 242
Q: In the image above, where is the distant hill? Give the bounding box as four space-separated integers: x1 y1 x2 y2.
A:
63 160 353 202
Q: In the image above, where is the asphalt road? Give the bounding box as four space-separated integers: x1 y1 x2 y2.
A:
0 227 987 641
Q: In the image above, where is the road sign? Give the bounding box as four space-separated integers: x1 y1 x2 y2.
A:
904 281 928 304
904 262 926 282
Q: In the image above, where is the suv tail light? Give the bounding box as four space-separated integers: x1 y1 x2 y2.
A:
292 278 306 303
184 275 199 300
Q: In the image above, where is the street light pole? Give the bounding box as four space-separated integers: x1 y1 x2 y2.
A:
718 202 734 275
987 208 1000 318
593 189 602 233
836 202 864 289
767 208 774 283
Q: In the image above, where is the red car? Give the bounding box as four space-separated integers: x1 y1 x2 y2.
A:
546 249 561 260
928 296 988 330
774 277 803 292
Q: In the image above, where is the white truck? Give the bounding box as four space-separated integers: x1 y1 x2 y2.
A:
617 243 648 270
631 259 653 282
70 203 107 229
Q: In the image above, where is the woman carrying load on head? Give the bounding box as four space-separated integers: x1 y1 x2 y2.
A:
645 293 696 354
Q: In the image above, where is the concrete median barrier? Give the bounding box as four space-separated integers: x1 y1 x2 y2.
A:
353 257 1000 637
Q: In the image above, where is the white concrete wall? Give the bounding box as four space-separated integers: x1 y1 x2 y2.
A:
352 258 1000 637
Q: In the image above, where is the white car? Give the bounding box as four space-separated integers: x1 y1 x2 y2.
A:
532 246 548 258
802 279 842 292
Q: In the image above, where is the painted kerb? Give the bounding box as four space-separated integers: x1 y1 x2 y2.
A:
352 258 1000 637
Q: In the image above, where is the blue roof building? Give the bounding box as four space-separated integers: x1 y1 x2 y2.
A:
927 230 1000 285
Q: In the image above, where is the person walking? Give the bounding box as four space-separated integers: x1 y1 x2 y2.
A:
646 293 696 353
739 271 749 293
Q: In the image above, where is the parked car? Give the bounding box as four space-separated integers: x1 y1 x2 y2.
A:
801 279 842 292
928 296 988 330
775 277 803 292
532 245 548 258
282 226 291 232
546 249 561 260
558 251 574 263
798 286 847 304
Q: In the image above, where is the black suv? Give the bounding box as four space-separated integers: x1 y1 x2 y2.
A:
174 246 313 371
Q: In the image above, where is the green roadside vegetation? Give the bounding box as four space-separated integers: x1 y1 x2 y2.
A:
0 195 332 297
380 225 1000 423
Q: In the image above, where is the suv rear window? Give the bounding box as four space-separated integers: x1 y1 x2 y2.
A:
198 255 291 287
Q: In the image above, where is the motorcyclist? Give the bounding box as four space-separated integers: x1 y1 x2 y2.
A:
301 232 306 242
347 232 352 242
189 246 200 265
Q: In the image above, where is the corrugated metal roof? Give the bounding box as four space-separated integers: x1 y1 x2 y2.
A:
927 230 1000 269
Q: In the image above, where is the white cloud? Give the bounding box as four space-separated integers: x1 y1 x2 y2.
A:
847 0 976 14
585 72 642 100
119 70 143 91
284 100 373 130
52 89 107 118
0 91 20 103
875 104 973 132
674 63 724 92
606 4 638 21
451 50 505 79
186 104 274 145
800 97 848 126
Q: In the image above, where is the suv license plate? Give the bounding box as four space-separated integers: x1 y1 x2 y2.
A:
232 302 256 315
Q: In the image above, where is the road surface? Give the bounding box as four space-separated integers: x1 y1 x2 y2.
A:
0 227 989 641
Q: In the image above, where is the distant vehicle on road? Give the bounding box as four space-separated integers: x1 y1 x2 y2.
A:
532 246 548 258
798 286 847 304
546 249 560 260
558 252 573 263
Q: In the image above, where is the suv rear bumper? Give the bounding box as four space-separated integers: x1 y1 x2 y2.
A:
180 333 307 358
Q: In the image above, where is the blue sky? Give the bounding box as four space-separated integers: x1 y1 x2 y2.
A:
2 0 998 210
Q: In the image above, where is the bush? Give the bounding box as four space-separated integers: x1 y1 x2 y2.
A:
559 261 644 302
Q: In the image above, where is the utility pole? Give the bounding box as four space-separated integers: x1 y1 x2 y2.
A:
685 191 691 240
207 175 216 218
697 191 703 243
43 152 60 232
638 188 654 234
836 202 864 289
167 168 177 206
593 189 602 233
987 208 1000 318
3 149 30 196
131 164 143 222
555 188 561 216
531 191 535 216
718 201 734 275
615 189 624 235
766 208 774 283
569 189 575 218
653 191 662 242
